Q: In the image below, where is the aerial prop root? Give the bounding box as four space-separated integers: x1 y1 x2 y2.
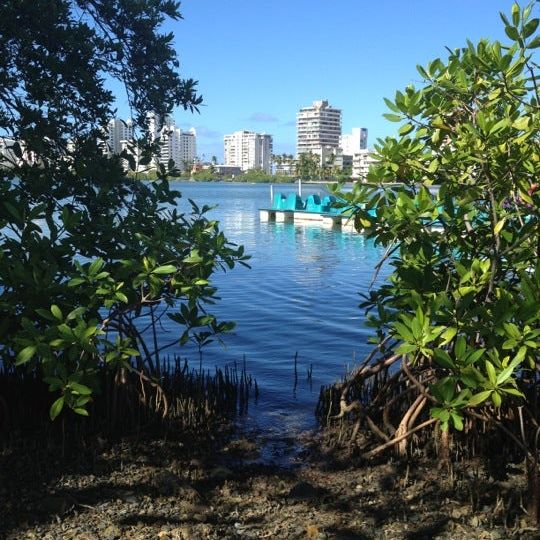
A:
125 364 169 418
331 353 402 420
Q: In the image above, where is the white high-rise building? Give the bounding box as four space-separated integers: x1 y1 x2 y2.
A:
296 100 342 156
352 149 378 181
107 118 134 155
159 125 197 171
146 113 197 172
224 131 273 173
340 127 368 155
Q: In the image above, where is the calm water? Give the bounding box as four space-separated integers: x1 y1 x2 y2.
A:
163 181 387 441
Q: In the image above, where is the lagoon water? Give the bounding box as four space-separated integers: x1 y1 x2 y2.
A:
163 182 387 445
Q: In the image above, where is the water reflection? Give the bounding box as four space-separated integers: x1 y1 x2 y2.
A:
163 183 388 435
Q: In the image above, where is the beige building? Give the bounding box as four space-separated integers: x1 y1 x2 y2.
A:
296 100 342 156
224 130 273 173
352 149 378 181
146 112 197 172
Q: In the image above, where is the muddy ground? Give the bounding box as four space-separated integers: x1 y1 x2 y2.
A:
1 429 539 540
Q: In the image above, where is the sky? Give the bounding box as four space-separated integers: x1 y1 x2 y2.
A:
116 0 522 161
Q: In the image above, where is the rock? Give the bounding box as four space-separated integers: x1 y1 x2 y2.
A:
209 466 233 480
113 489 138 503
179 485 203 504
154 471 182 495
288 481 320 501
101 524 121 540
451 507 467 519
170 526 193 540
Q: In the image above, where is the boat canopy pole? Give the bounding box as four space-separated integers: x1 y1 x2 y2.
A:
298 178 302 198
270 184 273 203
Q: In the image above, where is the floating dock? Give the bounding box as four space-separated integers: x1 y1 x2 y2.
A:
259 193 359 231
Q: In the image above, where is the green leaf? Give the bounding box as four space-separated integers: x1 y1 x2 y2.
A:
66 307 86 321
468 390 492 407
433 349 455 369
512 116 529 130
485 361 497 385
455 336 466 358
35 308 57 321
505 25 520 41
431 407 450 422
396 343 418 355
393 321 414 341
383 113 402 122
115 292 129 303
511 3 520 26
450 412 464 431
464 348 485 366
502 387 524 397
51 305 63 321
73 407 89 416
496 365 516 385
383 97 400 112
16 345 37 365
152 264 177 274
494 218 505 235
399 123 415 136
69 382 92 395
523 19 539 39
528 36 540 48
183 250 203 264
179 330 190 345
490 118 508 135
427 159 439 173
88 258 104 276
440 327 457 346
50 397 65 420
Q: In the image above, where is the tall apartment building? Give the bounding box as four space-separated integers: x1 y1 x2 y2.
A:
107 118 134 155
352 149 378 181
296 100 342 156
146 112 197 171
224 131 273 173
340 127 368 155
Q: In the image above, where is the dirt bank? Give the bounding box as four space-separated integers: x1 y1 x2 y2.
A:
1 430 538 540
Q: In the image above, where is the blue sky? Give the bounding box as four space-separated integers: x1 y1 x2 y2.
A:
117 0 521 161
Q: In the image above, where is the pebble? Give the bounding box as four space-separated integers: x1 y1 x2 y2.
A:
102 524 122 540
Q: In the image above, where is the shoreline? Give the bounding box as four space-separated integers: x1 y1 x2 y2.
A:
2 426 538 540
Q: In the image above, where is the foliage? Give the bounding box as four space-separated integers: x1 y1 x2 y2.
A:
297 152 352 181
296 152 321 180
191 169 219 182
335 2 540 433
0 0 249 421
272 174 296 184
239 168 272 182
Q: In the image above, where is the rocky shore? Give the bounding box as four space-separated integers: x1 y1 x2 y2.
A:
1 430 539 540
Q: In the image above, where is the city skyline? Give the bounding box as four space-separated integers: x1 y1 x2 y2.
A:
108 1 516 160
